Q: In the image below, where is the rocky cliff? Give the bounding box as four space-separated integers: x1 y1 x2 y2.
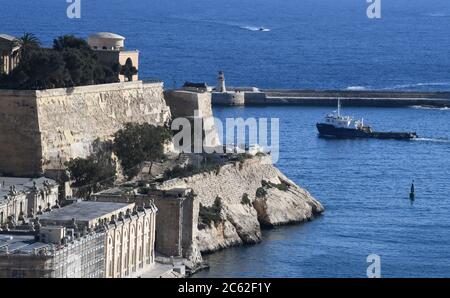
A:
158 155 324 253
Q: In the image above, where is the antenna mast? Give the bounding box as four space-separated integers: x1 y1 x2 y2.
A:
337 98 341 117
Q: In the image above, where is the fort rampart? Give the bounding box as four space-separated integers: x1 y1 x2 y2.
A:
0 81 171 177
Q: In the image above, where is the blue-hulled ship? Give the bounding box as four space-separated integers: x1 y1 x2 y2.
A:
316 99 418 140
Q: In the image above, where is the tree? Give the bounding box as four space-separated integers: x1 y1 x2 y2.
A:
54 35 117 86
65 140 117 198
0 33 120 90
14 33 41 59
120 58 138 82
7 48 70 90
113 123 172 178
53 35 91 52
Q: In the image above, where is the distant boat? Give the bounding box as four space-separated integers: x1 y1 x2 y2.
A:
316 99 418 140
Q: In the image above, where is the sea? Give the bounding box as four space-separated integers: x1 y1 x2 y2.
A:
2 0 450 277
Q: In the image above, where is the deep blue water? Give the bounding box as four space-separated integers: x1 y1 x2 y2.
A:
2 0 450 90
2 0 450 277
195 106 450 278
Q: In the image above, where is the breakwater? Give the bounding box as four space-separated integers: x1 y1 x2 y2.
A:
223 89 450 107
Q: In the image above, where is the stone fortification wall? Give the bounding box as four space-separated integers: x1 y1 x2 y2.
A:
0 90 43 176
211 92 245 106
164 90 221 148
0 81 171 176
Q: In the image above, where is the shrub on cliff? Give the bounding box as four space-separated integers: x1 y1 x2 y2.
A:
65 140 117 198
262 179 289 191
198 197 223 230
256 187 267 198
163 164 195 180
113 123 172 178
163 161 221 180
241 193 252 206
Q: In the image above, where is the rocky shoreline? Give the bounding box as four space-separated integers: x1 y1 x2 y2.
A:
158 155 324 254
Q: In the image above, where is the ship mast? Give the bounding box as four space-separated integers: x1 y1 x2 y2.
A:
337 98 341 117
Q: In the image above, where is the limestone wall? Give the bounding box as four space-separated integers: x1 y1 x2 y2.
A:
211 92 245 106
0 89 42 176
164 90 214 119
243 92 267 104
154 198 183 257
0 81 171 176
164 90 221 148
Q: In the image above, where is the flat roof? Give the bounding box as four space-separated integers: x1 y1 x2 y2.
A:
39 201 133 223
0 34 16 41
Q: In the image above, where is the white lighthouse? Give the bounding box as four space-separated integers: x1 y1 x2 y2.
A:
216 70 226 93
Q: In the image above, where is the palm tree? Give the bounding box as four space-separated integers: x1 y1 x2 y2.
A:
14 33 41 58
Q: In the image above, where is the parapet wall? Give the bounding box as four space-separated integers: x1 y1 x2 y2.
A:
0 81 171 176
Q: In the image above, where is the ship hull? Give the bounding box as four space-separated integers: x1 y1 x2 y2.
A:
316 123 417 140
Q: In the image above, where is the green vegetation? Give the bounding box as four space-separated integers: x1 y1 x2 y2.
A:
163 162 221 180
14 33 41 58
230 153 253 163
65 122 173 195
255 180 289 199
198 197 223 230
113 123 172 178
163 154 222 180
0 33 120 90
241 193 252 206
262 179 289 191
65 140 116 198
256 187 267 198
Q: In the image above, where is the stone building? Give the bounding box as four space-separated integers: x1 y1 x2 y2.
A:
182 82 211 93
0 34 20 75
0 228 106 278
91 187 199 261
0 189 27 227
38 201 157 278
87 32 139 82
0 177 59 227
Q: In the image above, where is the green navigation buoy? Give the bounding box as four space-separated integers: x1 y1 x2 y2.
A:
409 180 415 200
